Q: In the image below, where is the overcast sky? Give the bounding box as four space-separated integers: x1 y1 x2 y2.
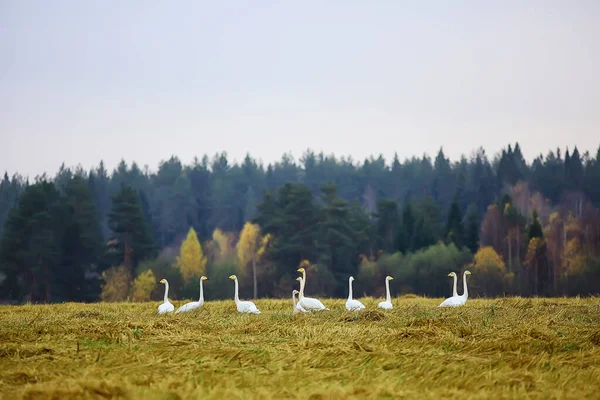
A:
1 0 599 177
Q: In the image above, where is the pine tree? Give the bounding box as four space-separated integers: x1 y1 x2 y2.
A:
527 210 544 241
108 184 156 272
464 205 480 254
445 197 464 249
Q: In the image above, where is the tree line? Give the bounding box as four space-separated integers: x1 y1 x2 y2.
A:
1 143 599 303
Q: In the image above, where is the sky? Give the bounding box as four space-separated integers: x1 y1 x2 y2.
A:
1 0 599 178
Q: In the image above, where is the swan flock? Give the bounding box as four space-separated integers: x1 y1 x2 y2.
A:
157 268 473 314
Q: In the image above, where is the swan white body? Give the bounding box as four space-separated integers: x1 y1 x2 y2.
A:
157 279 174 314
295 270 329 311
345 276 366 311
229 275 261 314
439 271 471 307
176 276 208 313
377 276 394 309
292 289 308 313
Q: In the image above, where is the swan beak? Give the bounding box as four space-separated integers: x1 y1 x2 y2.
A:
297 268 304 273
159 279 166 284
389 277 394 280
202 276 208 281
447 273 453 277
296 277 302 281
465 271 472 275
228 275 235 280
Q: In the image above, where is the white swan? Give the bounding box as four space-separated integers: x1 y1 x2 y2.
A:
176 276 208 313
157 278 174 314
456 270 472 305
345 276 366 311
292 289 308 313
295 275 329 311
439 271 471 307
229 275 261 314
377 275 394 309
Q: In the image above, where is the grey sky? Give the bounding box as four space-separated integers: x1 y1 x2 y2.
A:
1 0 599 178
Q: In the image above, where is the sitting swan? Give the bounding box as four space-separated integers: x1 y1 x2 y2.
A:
229 275 261 314
456 270 472 306
292 289 308 313
345 276 366 311
439 271 471 307
295 276 329 311
176 276 208 313
157 278 174 314
377 275 394 309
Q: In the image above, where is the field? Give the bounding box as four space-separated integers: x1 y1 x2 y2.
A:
1 297 600 400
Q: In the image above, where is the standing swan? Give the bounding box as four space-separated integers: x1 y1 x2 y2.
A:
295 276 329 311
438 272 459 307
292 289 308 313
377 276 394 309
176 276 208 313
345 276 366 311
157 279 174 314
229 275 261 314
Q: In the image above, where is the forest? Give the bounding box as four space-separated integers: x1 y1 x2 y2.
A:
1 143 599 304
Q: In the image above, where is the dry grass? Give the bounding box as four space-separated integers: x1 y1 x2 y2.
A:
1 296 600 399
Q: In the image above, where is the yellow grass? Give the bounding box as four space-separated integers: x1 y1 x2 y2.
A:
1 297 600 399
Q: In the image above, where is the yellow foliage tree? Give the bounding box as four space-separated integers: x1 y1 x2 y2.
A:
472 246 512 296
211 228 236 263
100 265 132 302
131 270 157 302
176 227 207 282
237 222 271 299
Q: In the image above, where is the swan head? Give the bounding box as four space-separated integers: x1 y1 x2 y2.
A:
447 272 457 278
229 275 237 280
201 276 209 281
386 276 394 281
292 290 299 295
349 276 355 281
464 270 472 276
295 277 302 282
297 267 305 273
159 279 167 284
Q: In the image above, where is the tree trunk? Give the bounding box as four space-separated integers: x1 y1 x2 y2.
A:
516 227 520 270
535 258 538 296
252 257 257 299
43 264 50 303
507 232 512 273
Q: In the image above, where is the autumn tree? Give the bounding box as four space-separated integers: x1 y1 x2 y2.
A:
237 222 271 298
100 265 132 302
524 238 548 295
176 227 207 282
131 269 157 302
472 246 512 296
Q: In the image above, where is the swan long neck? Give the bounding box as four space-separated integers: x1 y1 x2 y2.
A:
199 279 204 302
385 279 391 303
233 278 240 303
301 270 307 296
462 272 469 298
348 278 353 301
292 291 297 307
452 274 458 297
298 278 305 300
163 281 169 303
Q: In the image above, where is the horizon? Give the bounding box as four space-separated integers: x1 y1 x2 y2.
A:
2 141 598 180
